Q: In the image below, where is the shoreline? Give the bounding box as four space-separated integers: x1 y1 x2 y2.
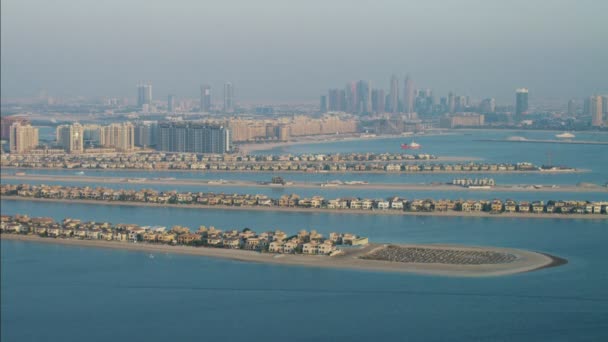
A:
1 166 585 175
0 234 563 277
2 196 606 220
2 174 607 193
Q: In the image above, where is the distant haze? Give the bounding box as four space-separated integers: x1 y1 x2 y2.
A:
1 0 607 104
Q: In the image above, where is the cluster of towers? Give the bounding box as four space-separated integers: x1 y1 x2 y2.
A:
321 75 415 115
137 82 235 113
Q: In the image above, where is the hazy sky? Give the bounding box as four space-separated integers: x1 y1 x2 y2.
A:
2 0 607 104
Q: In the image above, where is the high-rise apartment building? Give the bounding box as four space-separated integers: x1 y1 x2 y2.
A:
480 98 496 113
167 94 176 112
1 116 30 140
56 123 84 153
158 121 231 154
223 82 234 113
328 89 346 112
403 76 415 113
355 80 371 114
320 95 327 113
389 74 400 113
591 95 603 127
371 89 385 113
515 88 529 120
137 83 153 108
134 121 158 147
345 82 357 113
9 122 39 154
101 123 135 151
567 99 576 116
200 85 212 112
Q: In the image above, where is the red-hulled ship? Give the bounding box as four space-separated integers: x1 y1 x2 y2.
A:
401 141 421 150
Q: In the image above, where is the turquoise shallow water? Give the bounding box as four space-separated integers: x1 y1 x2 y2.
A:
2 130 608 341
2 200 608 342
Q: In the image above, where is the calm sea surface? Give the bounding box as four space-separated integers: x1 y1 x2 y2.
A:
2 130 607 341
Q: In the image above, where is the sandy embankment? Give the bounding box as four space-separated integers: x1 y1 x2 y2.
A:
2 174 606 193
0 234 563 277
2 196 606 220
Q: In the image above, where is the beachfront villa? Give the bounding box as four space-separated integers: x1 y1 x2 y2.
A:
2 184 607 216
0 215 368 257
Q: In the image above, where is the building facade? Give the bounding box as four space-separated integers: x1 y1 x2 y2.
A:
591 95 604 127
515 88 529 120
200 85 212 112
101 123 135 151
223 82 234 113
56 123 84 153
9 122 39 154
158 121 231 154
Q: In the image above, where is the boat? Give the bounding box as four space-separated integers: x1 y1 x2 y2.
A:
555 132 575 139
401 141 421 150
75 171 85 175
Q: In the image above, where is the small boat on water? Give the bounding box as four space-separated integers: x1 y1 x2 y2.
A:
75 171 85 175
555 132 575 139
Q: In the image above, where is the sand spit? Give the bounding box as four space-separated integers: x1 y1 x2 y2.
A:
0 235 562 277
2 174 606 193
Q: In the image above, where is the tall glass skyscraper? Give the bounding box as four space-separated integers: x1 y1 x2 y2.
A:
515 88 529 120
200 85 212 112
223 82 234 113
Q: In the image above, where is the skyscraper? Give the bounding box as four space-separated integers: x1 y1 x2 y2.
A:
591 95 603 127
320 95 327 113
223 82 234 113
56 123 84 153
389 74 400 113
167 94 176 113
403 76 415 113
480 98 496 113
345 82 357 113
371 89 385 113
448 92 456 113
515 88 529 120
567 99 576 116
355 80 371 114
200 85 212 112
9 122 38 154
137 83 152 108
134 121 158 147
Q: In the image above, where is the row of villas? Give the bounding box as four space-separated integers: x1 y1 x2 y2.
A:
0 215 368 256
3 184 607 215
2 151 552 173
2 159 545 174
1 152 436 165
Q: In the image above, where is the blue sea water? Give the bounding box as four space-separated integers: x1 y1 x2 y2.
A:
2 130 608 341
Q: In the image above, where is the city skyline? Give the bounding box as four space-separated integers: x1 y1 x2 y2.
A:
2 0 607 103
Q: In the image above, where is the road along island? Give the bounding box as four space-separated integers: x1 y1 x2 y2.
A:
1 215 565 277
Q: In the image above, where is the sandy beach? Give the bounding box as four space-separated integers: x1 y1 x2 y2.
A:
2 174 606 193
2 196 605 220
0 234 562 277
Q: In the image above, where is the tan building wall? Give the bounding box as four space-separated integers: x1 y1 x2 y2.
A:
9 123 39 154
